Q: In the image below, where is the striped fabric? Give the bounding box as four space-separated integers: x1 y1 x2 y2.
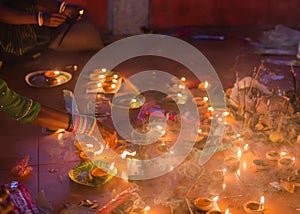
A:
0 0 51 58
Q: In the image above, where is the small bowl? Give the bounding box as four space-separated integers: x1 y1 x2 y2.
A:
194 197 213 211
90 168 108 184
252 159 269 170
287 175 300 187
266 151 281 161
210 170 225 181
44 71 60 85
243 201 264 214
278 157 295 168
224 156 240 172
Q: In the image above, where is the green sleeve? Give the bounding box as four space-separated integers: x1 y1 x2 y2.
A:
0 78 41 123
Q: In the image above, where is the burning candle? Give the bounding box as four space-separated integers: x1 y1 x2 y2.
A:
259 196 264 210
243 144 249 152
243 196 264 213
194 197 213 211
206 196 221 214
280 151 288 157
44 70 60 85
210 169 226 181
120 150 137 159
144 205 150 213
266 150 281 161
224 149 241 172
225 208 230 214
278 156 296 168
45 70 60 78
243 161 247 170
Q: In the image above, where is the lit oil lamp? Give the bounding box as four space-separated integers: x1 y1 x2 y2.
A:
194 197 214 211
243 196 264 214
198 80 211 91
224 149 241 172
225 208 231 214
278 156 295 168
210 169 226 181
265 150 281 161
206 196 221 213
44 70 60 85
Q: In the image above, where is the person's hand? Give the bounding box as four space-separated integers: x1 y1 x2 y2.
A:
98 122 118 150
68 114 118 150
63 4 84 20
43 12 66 27
0 187 14 214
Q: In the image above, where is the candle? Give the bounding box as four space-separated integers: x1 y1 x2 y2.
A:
278 157 295 168
144 205 150 213
45 70 60 78
243 196 264 214
237 148 242 159
259 196 264 210
224 150 241 172
280 151 288 157
44 70 60 85
120 150 137 159
222 183 226 190
243 161 247 170
266 150 280 161
194 197 213 211
206 196 221 214
211 169 226 181
208 106 215 112
225 208 230 214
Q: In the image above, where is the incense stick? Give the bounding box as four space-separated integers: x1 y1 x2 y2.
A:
248 61 264 96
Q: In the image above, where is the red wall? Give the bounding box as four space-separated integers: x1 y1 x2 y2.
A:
65 0 300 33
67 0 109 33
150 0 300 29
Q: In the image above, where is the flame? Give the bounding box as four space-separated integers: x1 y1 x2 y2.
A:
204 81 209 88
222 111 230 117
208 106 214 112
260 196 265 207
225 208 230 214
223 183 226 189
280 151 287 157
237 148 242 159
212 196 219 202
121 150 137 159
243 161 247 170
144 205 151 213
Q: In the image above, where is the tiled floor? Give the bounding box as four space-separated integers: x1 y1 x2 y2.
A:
0 27 299 213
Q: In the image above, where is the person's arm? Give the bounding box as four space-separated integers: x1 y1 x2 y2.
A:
0 4 66 26
30 105 70 130
0 6 38 24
